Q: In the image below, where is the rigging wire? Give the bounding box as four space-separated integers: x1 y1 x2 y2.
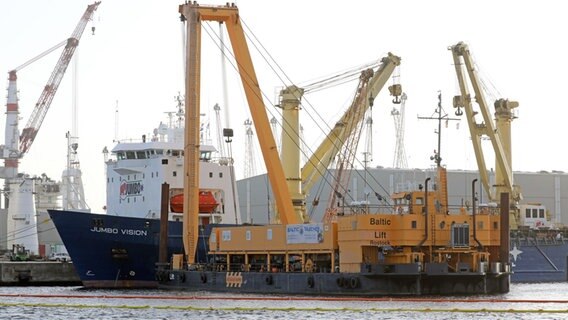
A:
237 19 395 205
238 19 397 206
201 19 394 218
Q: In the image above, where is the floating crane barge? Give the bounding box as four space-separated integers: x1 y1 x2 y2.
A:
157 2 511 295
160 170 512 295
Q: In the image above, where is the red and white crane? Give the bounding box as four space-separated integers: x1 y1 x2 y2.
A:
2 2 100 255
1 1 100 179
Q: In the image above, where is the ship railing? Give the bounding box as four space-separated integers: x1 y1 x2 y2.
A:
340 204 397 215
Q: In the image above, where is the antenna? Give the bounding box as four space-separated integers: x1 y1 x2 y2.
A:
417 91 460 167
114 100 119 142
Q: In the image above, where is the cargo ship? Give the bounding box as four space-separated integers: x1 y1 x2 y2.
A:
157 2 511 295
48 98 241 288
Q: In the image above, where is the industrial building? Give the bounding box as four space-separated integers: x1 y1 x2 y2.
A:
237 167 568 226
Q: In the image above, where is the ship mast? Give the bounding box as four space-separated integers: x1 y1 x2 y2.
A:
417 92 460 168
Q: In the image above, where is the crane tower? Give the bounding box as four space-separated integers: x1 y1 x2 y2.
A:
2 2 99 253
391 92 408 168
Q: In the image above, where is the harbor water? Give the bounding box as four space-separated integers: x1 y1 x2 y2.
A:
1 282 568 319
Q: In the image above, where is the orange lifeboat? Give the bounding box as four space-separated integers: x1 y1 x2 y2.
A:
170 190 219 213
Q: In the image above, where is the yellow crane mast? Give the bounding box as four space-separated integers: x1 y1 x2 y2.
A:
179 2 299 265
449 41 522 228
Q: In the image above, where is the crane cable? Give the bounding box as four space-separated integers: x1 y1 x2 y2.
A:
237 19 394 206
201 19 393 217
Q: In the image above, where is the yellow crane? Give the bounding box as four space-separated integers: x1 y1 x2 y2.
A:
275 55 401 223
449 41 522 229
179 2 299 265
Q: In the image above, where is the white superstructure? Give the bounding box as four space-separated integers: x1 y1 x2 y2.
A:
105 107 240 225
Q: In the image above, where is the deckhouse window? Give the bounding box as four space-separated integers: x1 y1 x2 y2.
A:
156 150 164 155
539 209 545 218
172 150 180 157
126 151 135 159
136 151 146 159
200 151 212 161
117 152 126 160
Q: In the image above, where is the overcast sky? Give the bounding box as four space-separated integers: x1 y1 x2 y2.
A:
1 0 566 212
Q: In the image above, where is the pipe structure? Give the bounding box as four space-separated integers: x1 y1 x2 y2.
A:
416 178 431 250
472 179 483 250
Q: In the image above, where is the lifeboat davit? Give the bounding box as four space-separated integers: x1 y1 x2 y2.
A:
170 191 219 213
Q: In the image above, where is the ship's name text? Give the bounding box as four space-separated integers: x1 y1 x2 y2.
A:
369 217 391 225
90 227 148 236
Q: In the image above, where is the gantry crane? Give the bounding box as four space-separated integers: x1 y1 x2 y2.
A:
179 2 298 264
1 1 100 179
449 41 522 228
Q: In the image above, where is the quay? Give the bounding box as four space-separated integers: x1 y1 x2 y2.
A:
0 261 80 286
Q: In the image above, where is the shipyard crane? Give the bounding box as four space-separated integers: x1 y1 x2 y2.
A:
392 92 408 168
449 41 522 228
243 118 257 179
2 1 100 172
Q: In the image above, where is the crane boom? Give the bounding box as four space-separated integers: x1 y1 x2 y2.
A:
301 53 401 194
449 41 522 228
19 2 100 154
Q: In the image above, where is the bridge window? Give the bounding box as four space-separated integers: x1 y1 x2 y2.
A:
126 151 135 159
539 209 545 218
172 150 180 157
525 209 531 218
200 151 212 161
532 208 538 218
117 152 126 160
136 151 146 159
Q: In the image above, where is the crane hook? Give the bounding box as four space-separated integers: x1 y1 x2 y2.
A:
455 107 463 116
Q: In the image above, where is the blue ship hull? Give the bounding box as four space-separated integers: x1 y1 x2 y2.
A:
48 209 208 288
510 238 568 283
